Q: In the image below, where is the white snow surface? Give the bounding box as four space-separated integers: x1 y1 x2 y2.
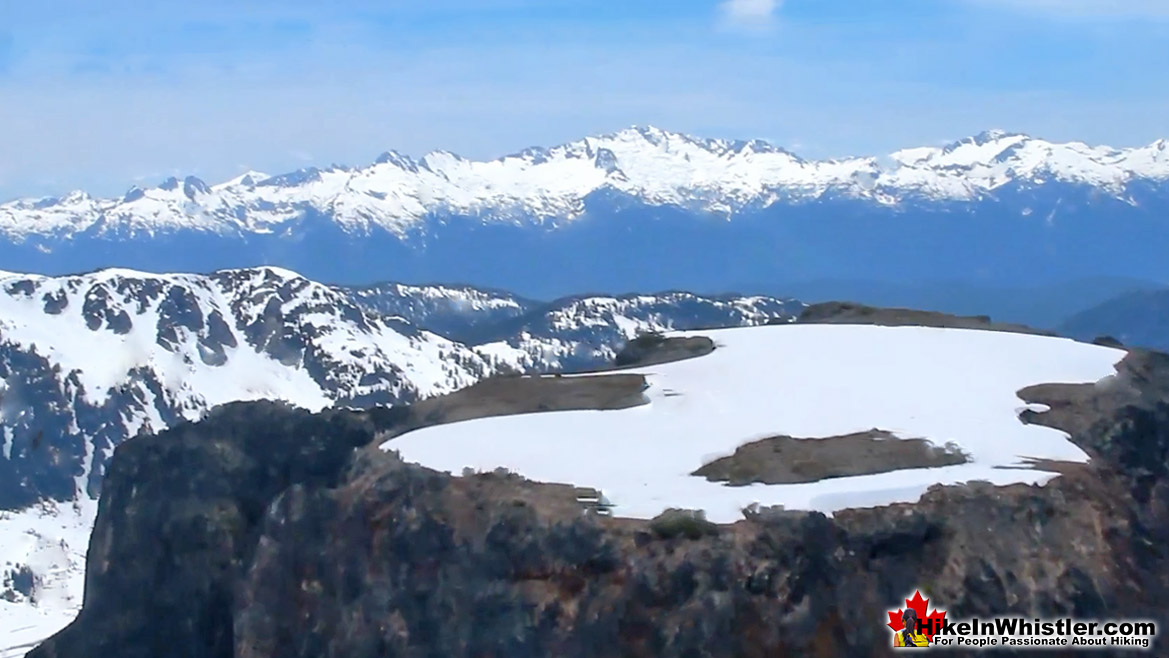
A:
0 499 96 658
0 266 505 414
2 127 1167 238
383 324 1125 523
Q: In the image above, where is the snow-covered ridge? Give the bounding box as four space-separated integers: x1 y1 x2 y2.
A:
0 266 498 413
0 265 520 512
3 127 1167 239
386 324 1126 523
343 281 534 339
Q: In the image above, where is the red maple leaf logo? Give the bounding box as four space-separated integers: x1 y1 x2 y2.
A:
887 590 947 642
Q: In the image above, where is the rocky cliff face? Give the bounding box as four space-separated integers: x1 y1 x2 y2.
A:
28 349 1169 658
27 402 408 658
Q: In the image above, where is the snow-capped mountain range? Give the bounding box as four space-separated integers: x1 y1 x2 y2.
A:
2 127 1168 300
3 127 1167 238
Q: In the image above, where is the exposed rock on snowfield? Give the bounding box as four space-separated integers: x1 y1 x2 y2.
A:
692 430 970 486
611 333 715 368
378 373 650 442
796 301 1055 336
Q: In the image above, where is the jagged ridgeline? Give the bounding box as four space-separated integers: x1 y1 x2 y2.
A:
1 128 1168 299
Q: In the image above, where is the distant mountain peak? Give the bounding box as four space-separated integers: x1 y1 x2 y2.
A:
939 130 1029 156
974 128 1024 143
729 138 793 157
599 125 689 145
218 170 271 188
122 186 145 203
374 151 418 171
261 167 324 187
183 176 210 198
626 124 671 138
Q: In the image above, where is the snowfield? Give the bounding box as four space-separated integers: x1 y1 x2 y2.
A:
0 500 95 658
383 324 1126 523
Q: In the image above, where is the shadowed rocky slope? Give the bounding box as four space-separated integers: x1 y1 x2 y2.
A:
28 341 1169 658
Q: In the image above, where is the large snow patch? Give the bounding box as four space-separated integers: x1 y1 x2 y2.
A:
0 499 96 658
382 324 1125 523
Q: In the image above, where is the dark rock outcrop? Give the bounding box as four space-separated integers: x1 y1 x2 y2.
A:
613 333 715 368
693 429 969 486
2 563 36 602
29 351 1169 658
29 401 406 658
797 301 1054 336
382 372 648 441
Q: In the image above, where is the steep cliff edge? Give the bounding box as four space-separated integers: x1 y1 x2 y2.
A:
28 347 1169 657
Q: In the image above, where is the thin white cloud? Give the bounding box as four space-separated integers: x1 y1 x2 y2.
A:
718 0 782 31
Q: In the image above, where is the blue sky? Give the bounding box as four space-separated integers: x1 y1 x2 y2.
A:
1 0 1168 200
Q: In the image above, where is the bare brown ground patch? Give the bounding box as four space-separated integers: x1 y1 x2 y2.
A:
693 429 969 486
796 301 1055 336
379 372 648 442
